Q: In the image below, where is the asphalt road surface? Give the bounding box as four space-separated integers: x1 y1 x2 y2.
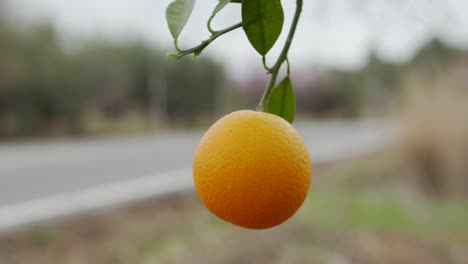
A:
0 121 394 207
0 121 395 230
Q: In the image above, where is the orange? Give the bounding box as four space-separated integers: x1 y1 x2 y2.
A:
193 110 312 229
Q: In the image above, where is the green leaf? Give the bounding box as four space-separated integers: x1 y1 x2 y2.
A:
242 0 284 55
212 0 232 21
166 0 196 39
267 77 295 123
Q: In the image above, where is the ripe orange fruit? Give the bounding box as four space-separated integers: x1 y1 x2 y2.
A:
193 110 312 229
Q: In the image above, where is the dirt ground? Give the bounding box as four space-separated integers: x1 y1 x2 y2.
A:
1 154 468 264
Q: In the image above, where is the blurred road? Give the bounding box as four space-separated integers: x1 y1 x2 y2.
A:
0 121 395 230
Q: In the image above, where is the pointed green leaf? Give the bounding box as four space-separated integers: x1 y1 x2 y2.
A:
166 0 195 39
267 77 295 123
242 0 284 55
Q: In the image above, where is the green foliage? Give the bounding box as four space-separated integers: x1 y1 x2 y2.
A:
165 0 195 40
241 0 284 55
0 16 233 137
165 0 301 123
163 58 226 124
267 77 295 123
0 23 85 135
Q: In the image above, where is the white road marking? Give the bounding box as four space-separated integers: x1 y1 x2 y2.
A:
0 168 192 232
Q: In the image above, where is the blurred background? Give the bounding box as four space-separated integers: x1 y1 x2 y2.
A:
0 0 468 263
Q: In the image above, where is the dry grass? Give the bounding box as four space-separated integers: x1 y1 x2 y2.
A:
398 66 468 196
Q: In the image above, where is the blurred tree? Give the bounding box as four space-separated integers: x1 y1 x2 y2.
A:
0 13 235 138
164 58 226 126
297 39 467 118
412 39 465 68
0 22 86 136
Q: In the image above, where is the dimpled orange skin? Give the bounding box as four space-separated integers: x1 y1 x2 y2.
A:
193 110 312 229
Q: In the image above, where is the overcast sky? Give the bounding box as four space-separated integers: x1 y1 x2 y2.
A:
5 0 468 79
